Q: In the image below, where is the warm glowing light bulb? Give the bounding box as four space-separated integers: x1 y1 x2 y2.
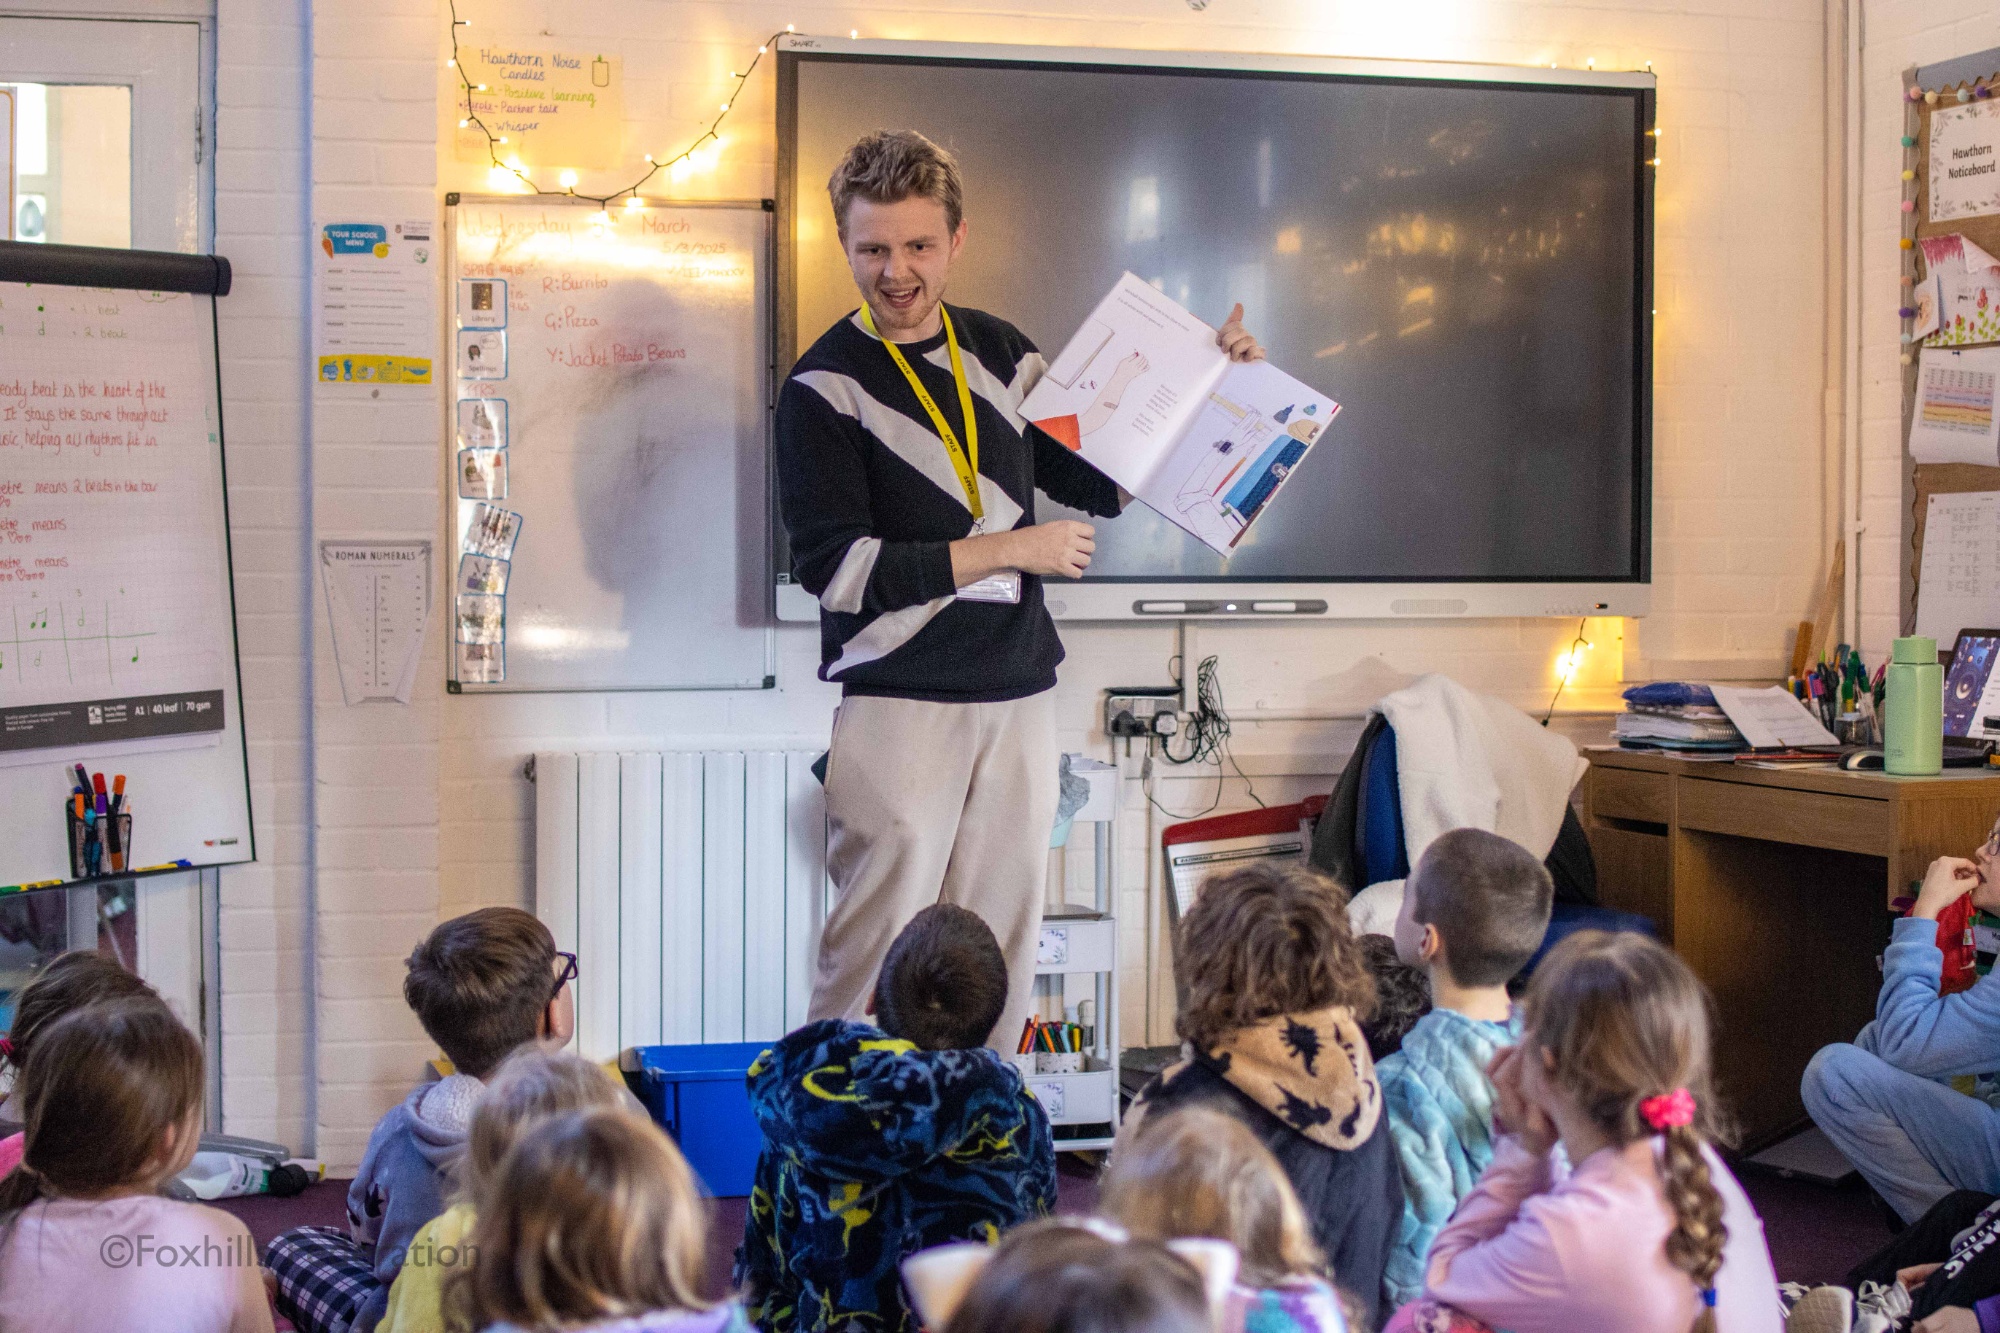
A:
496 136 508 145
644 153 654 163
758 45 768 54
1585 57 1595 68
458 118 469 128
851 29 859 37
786 23 795 32
720 102 730 111
626 195 644 209
446 59 456 68
487 165 511 189
559 169 579 189
475 83 488 91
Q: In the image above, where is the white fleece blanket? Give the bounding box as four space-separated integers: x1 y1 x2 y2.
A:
1376 672 1587 868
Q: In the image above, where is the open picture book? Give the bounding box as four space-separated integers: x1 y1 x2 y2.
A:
1022 272 1340 554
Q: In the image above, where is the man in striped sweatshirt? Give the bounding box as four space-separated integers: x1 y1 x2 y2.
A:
776 128 1263 1046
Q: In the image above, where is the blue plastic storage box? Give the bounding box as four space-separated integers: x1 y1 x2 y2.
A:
627 1041 770 1198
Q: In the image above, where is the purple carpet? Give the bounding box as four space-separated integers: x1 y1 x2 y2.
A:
219 1154 1892 1303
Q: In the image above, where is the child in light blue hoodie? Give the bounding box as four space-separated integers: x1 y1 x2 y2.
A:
1376 828 1553 1309
265 907 575 1333
1805 833 2000 1224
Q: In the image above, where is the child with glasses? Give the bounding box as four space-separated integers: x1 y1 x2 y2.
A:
1804 815 2000 1228
265 907 576 1333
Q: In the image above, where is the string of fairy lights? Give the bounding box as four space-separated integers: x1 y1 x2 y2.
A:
447 0 788 209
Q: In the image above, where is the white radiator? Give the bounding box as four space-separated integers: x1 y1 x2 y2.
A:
533 750 830 1061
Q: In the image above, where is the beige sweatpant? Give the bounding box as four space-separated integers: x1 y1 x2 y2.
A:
808 690 1057 1052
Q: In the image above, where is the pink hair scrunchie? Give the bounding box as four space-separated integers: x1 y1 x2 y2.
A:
1640 1087 1696 1131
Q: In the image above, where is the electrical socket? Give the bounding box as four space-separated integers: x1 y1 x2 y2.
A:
1104 687 1182 738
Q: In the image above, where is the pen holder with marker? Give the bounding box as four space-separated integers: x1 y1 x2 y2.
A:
66 806 132 880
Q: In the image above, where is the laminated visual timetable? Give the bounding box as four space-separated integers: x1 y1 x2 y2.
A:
1021 272 1341 555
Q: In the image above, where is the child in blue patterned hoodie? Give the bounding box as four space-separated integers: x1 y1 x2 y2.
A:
735 904 1056 1333
1377 828 1553 1309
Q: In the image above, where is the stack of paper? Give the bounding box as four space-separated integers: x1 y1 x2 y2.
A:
1614 704 1743 750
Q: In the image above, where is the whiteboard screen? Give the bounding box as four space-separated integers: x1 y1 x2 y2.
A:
0 281 253 888
783 48 1651 584
447 198 775 692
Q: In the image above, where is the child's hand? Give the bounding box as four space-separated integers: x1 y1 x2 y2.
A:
1487 1046 1557 1156
1915 856 1982 920
1914 1309 1978 1333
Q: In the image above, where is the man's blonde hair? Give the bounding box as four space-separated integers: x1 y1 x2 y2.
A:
827 129 964 238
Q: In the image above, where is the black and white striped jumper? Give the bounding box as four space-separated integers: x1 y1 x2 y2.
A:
775 304 1123 703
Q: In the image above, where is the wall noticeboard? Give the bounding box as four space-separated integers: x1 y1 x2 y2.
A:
444 195 775 692
1903 53 2000 630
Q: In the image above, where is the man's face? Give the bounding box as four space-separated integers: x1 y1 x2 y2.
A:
840 194 966 338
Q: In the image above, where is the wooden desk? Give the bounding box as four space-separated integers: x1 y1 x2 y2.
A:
1582 750 2000 1149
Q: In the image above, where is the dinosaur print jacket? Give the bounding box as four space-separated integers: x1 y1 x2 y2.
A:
733 1019 1056 1333
1134 1006 1403 1331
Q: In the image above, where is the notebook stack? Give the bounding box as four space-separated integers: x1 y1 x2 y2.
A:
1613 682 1744 752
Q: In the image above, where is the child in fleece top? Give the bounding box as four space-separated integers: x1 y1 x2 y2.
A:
264 908 575 1333
1378 828 1553 1307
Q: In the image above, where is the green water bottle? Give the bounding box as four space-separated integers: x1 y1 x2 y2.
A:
1885 635 1943 776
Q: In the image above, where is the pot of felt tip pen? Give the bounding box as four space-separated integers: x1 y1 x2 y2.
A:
64 764 133 881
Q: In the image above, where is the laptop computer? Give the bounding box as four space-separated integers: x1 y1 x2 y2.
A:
1942 628 2000 756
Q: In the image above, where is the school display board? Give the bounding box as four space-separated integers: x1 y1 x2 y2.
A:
1904 49 2000 630
444 196 775 692
0 241 253 890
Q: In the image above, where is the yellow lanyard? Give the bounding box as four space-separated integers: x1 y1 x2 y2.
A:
860 303 982 521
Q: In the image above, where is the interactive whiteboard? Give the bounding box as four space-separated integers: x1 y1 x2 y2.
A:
0 241 253 889
444 196 775 692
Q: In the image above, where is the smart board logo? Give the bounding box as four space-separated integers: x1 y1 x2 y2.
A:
87 706 102 725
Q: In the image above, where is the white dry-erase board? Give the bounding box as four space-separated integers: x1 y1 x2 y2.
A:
0 241 254 890
443 195 775 692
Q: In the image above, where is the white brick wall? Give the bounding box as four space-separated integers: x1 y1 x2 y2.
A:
308 0 446 1169
216 0 314 1151
1855 1 2000 653
258 0 1840 1161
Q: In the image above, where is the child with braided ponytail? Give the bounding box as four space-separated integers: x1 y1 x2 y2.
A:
1384 931 1782 1333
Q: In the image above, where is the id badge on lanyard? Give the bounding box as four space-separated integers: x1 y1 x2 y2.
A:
862 304 1023 605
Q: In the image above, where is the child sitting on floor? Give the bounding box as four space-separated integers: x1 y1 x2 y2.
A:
905 1221 1217 1333
1358 934 1431 1063
735 903 1056 1333
1803 826 2000 1226
0 949 160 1176
377 1047 629 1333
265 906 574 1333
0 997 274 1332
461 1107 750 1333
1390 930 1781 1333
1134 861 1401 1331
1101 1105 1352 1333
1379 827 1554 1307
